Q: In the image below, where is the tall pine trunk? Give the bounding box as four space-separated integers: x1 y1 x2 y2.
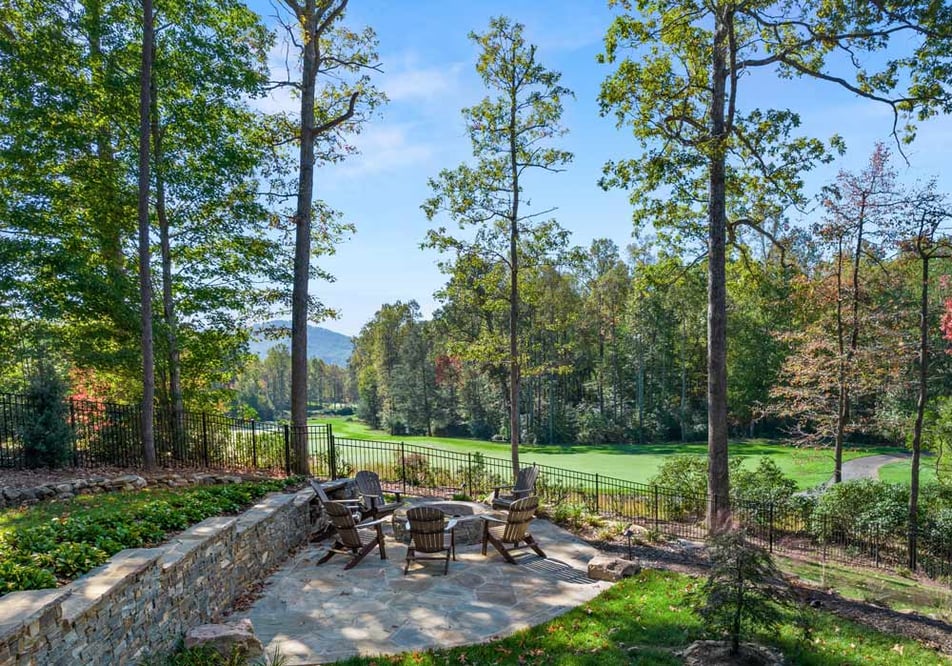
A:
137 0 156 470
909 253 929 570
508 86 521 480
290 7 319 476
151 86 185 458
707 5 731 532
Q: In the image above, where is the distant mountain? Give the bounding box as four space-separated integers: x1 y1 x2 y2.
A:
248 320 353 367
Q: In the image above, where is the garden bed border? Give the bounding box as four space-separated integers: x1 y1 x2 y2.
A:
0 487 313 665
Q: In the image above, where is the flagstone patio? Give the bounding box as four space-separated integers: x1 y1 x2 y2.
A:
233 516 611 664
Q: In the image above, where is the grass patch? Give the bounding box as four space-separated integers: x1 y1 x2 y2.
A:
319 416 900 489
879 460 939 485
0 477 297 595
777 555 952 623
330 570 946 666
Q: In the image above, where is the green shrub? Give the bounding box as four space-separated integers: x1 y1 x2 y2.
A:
49 542 109 577
731 458 797 506
650 455 711 519
0 560 57 593
810 480 909 541
18 362 74 468
396 452 432 486
550 502 587 528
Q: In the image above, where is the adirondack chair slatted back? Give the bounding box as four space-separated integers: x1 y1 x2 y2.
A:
406 506 447 554
501 496 539 543
355 470 383 499
324 501 362 550
514 465 539 498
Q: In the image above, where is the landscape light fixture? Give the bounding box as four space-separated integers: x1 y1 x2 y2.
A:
623 526 634 560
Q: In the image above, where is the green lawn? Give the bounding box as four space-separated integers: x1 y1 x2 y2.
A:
879 460 939 485
317 416 902 490
329 569 945 666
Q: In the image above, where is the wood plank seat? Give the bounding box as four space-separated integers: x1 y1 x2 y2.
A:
481 496 546 564
317 500 388 570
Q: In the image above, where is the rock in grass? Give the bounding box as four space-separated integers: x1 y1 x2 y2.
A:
184 619 264 661
587 555 641 582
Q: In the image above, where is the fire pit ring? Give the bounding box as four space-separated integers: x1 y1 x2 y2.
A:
392 500 496 546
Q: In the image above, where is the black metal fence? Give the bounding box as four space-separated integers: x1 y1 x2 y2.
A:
0 393 331 475
1 392 949 582
325 435 952 582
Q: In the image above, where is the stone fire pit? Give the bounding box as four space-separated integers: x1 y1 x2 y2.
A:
392 500 496 545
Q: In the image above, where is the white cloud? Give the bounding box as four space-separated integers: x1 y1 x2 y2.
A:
384 64 464 102
332 124 436 177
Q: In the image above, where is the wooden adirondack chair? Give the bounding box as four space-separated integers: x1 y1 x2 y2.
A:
481 496 546 564
309 479 366 521
491 464 539 510
317 500 388 570
403 506 458 575
355 470 403 519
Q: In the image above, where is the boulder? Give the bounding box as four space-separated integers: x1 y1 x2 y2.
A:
587 555 641 582
184 619 264 662
2 487 22 502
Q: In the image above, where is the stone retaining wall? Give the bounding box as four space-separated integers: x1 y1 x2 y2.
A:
0 487 314 665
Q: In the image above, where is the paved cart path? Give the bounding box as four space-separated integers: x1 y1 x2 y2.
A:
827 452 911 485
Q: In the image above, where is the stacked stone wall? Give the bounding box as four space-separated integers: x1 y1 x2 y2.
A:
0 488 313 665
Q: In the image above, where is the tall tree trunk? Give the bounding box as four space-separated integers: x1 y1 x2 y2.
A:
637 333 645 444
290 7 319 476
681 311 688 443
833 237 847 482
508 86 521 480
137 0 156 470
707 5 730 532
151 85 185 459
834 199 866 482
909 253 929 570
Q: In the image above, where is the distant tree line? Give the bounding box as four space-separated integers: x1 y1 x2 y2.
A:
230 346 355 421
351 148 952 468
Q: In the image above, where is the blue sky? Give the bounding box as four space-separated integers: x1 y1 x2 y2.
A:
248 0 952 336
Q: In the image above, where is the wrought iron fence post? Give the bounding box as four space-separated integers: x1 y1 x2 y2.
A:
595 474 600 513
653 484 659 532
401 441 407 493
768 502 775 553
467 452 473 495
201 413 209 467
327 424 336 479
69 401 78 467
283 424 292 477
251 420 257 468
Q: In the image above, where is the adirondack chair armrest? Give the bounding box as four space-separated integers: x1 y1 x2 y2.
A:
492 484 515 499
481 515 506 525
361 491 403 504
357 516 391 528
